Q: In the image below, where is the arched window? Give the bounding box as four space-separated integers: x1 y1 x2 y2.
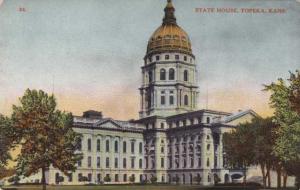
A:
114 141 118 153
184 95 188 106
184 70 188 81
87 138 91 151
169 68 175 80
160 69 166 80
123 158 127 168
148 71 152 83
207 158 210 167
106 140 110 152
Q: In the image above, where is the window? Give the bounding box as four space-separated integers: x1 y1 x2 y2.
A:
78 138 82 151
160 69 166 80
123 174 127 182
114 158 118 168
184 56 187 61
183 158 186 168
160 123 164 129
106 140 110 152
206 117 210 124
131 141 135 154
148 71 152 83
131 158 135 168
106 157 110 168
161 146 164 153
78 160 82 167
97 157 100 168
123 158 127 168
68 173 72 182
198 157 201 167
169 95 174 105
87 138 91 151
175 55 179 60
184 95 188 106
207 158 210 167
156 55 160 61
97 139 101 152
97 174 101 183
88 156 92 167
123 141 127 153
169 68 175 80
145 157 148 168
139 142 143 154
88 173 92 182
161 158 164 168
115 174 119 182
139 159 143 168
78 173 82 182
184 70 188 81
165 55 169 60
161 96 165 105
190 158 194 167
190 118 194 125
183 120 186 126
207 144 210 151
114 141 118 153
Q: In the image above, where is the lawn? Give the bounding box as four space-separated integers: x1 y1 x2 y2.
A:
3 184 289 190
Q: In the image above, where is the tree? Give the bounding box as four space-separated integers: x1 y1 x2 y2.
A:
103 175 111 183
150 176 157 184
223 122 256 183
0 114 13 168
193 175 201 185
129 175 135 183
264 71 300 187
11 89 82 190
289 70 300 114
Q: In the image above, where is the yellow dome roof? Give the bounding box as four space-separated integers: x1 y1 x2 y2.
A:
146 0 193 57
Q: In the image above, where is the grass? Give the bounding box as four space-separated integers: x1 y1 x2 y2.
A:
2 185 297 190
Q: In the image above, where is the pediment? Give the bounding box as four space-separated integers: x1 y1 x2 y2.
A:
94 119 122 129
224 110 258 126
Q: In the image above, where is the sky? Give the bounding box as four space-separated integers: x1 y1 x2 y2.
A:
0 0 300 120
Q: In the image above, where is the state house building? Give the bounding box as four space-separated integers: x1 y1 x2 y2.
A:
45 0 258 185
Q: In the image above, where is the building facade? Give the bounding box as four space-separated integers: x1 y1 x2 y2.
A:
28 0 259 186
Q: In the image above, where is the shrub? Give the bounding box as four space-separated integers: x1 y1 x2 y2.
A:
150 176 157 184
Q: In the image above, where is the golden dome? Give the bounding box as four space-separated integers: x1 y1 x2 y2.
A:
146 0 193 57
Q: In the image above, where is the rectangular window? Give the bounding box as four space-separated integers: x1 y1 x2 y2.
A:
175 55 179 60
68 173 72 182
131 158 135 168
106 157 110 168
115 158 118 168
165 55 169 60
131 141 135 154
78 173 82 182
123 141 127 153
87 139 91 151
169 95 174 105
184 56 187 61
123 158 127 168
88 173 92 182
97 139 101 152
123 174 127 182
115 174 119 182
78 138 82 151
156 55 160 61
97 157 100 168
88 156 92 167
78 160 82 167
161 158 164 168
139 143 143 154
161 96 165 105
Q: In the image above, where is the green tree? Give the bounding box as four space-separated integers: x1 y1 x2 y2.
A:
264 71 300 187
150 176 157 184
223 122 256 183
0 114 13 168
11 89 82 190
103 175 111 182
129 175 135 183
